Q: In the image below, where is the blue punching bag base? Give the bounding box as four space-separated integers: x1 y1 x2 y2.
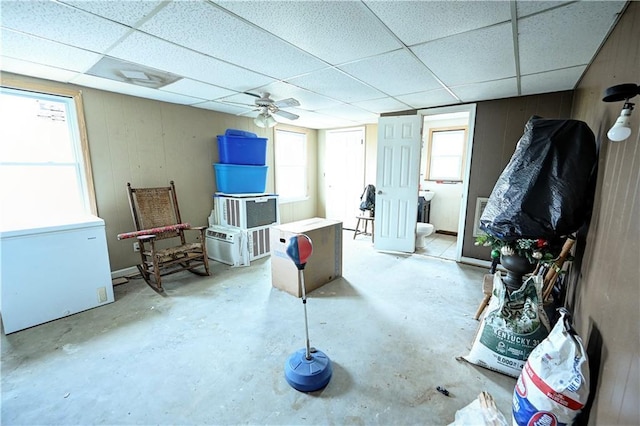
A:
284 348 333 392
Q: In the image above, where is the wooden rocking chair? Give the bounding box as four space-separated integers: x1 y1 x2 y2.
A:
117 181 210 292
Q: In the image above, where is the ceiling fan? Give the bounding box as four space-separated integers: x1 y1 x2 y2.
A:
239 92 301 128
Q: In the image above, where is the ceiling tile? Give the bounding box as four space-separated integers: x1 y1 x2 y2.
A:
339 49 442 96
138 1 326 80
395 89 459 109
351 97 414 114
516 1 572 18
191 101 254 116
71 74 204 105
0 0 131 52
107 31 275 92
214 1 401 64
0 57 81 83
520 66 586 96
364 1 511 46
518 1 626 74
450 78 519 103
281 110 360 130
59 0 164 27
1 29 102 72
411 23 516 86
286 68 386 103
160 79 235 101
316 104 379 123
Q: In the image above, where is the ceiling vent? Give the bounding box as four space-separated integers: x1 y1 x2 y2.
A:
86 57 182 89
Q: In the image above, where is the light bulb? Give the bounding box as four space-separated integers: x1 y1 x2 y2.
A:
254 114 267 128
607 106 633 142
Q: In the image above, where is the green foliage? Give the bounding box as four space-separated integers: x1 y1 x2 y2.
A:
475 234 557 264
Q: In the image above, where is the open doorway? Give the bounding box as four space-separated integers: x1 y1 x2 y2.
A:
324 127 365 230
417 104 477 261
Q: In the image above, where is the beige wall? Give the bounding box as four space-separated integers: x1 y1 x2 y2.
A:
1 72 317 272
567 2 639 423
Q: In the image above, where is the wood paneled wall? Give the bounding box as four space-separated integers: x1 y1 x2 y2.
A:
462 92 573 259
567 2 639 423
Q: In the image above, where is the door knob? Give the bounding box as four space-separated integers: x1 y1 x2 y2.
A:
377 190 382 195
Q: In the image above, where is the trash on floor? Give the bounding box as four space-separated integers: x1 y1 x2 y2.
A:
448 391 508 426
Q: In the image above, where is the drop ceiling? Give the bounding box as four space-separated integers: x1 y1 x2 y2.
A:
0 0 627 130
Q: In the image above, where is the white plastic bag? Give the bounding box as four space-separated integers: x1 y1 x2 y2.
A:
512 308 590 425
448 391 508 426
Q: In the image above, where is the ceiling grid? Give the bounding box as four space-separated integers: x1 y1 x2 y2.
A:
0 0 627 129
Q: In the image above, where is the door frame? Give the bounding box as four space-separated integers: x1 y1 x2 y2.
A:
418 104 477 261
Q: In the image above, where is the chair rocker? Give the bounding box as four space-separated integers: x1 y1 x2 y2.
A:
117 181 210 292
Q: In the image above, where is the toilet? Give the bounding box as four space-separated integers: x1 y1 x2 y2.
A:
415 223 435 249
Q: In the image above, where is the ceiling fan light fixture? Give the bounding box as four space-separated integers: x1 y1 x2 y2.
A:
254 112 277 128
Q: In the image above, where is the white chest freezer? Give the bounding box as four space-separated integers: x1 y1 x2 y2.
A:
0 215 115 334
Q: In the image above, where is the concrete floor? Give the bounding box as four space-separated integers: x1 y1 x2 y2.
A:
1 230 516 425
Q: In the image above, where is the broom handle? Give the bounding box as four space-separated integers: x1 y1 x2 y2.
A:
299 269 311 360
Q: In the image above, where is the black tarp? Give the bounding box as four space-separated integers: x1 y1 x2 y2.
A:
480 116 597 240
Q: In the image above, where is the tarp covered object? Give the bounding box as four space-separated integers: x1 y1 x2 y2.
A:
480 116 597 240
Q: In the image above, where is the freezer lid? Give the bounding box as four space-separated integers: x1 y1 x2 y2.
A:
0 214 105 238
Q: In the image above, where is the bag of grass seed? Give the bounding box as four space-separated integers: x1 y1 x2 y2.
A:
463 273 550 378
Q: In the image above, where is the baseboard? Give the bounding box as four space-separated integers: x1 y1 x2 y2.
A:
111 266 138 279
458 256 492 269
458 257 507 273
436 230 458 236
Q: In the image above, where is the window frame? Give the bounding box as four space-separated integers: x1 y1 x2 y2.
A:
0 76 98 216
425 125 468 182
274 127 308 204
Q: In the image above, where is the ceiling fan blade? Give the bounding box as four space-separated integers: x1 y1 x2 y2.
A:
220 99 256 108
243 91 261 98
274 109 299 120
274 98 300 108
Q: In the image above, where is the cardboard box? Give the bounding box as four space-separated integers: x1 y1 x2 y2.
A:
270 218 342 297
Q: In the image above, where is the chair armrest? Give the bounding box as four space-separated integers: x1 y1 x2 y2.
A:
117 223 191 240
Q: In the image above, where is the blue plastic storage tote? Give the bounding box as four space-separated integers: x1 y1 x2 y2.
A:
213 163 267 194
217 129 267 166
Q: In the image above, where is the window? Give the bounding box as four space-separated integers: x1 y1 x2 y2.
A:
0 84 96 225
274 129 307 202
426 126 467 181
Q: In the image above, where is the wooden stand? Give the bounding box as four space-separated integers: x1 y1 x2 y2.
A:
353 216 374 243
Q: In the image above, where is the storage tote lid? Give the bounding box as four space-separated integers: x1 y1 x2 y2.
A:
220 128 258 138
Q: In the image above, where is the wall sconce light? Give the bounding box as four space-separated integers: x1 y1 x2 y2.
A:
602 83 639 142
254 107 277 128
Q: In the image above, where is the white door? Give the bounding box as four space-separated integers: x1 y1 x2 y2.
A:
374 116 422 252
325 128 365 230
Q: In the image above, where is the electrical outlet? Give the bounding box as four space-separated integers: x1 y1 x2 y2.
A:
97 287 107 303
133 242 140 252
